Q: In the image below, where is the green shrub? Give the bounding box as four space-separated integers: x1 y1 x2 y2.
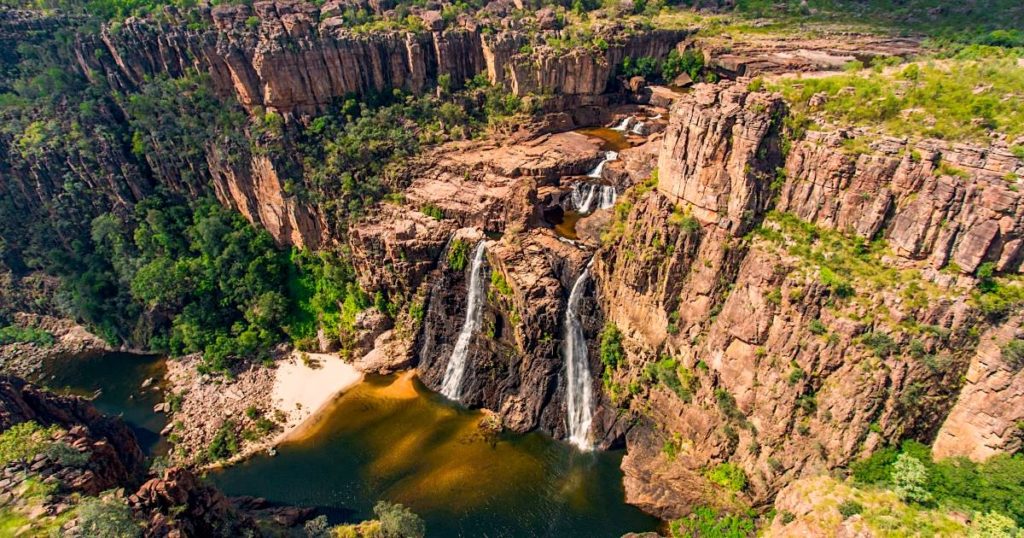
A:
621 56 658 79
447 239 470 271
0 422 60 466
661 49 704 82
808 319 827 335
1001 339 1024 370
838 499 863 519
207 421 239 461
670 505 755 538
374 501 425 538
421 204 445 220
862 331 898 358
77 496 142 538
599 323 626 370
0 325 55 346
892 453 932 504
706 462 748 492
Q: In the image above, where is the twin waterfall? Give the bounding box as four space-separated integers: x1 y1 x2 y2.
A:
438 240 597 451
440 242 488 401
564 261 595 450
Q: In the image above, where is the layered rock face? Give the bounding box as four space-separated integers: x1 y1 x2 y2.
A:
779 132 1024 274
933 316 1024 461
0 374 146 491
72 0 690 116
588 82 1022 518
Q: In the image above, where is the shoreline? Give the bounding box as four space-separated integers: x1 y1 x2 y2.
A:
268 351 365 447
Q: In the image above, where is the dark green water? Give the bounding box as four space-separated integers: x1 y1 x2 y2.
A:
210 373 660 538
35 352 168 456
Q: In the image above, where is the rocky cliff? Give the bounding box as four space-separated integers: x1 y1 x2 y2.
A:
585 82 1024 518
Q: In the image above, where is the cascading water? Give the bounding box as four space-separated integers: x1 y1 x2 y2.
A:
630 121 645 135
587 150 618 179
571 183 617 214
440 241 488 401
598 185 617 209
564 260 595 450
611 117 632 131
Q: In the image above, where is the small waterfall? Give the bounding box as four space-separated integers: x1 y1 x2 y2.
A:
564 260 595 450
571 183 617 214
598 185 617 209
571 183 598 213
611 117 632 131
630 121 645 135
587 150 618 179
440 241 488 401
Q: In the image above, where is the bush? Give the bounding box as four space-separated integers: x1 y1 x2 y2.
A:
207 421 239 461
1001 339 1024 370
599 323 625 370
670 505 755 538
706 462 748 492
621 56 658 79
862 331 898 358
77 496 142 538
374 501 425 538
838 499 863 519
0 325 55 346
892 453 932 504
43 442 90 468
447 239 470 271
0 422 60 466
661 49 704 82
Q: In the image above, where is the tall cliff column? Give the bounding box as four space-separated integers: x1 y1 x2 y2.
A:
656 82 786 236
933 315 1024 461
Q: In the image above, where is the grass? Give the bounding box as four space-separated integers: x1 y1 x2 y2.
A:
770 58 1024 143
753 211 942 312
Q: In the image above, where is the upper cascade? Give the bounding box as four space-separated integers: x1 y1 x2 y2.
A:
586 151 619 179
440 241 488 401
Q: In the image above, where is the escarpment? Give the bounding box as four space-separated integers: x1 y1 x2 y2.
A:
70 0 691 116
585 81 1024 518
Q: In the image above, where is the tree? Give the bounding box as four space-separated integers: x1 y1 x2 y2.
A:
374 501 425 538
970 511 1021 538
892 453 932 504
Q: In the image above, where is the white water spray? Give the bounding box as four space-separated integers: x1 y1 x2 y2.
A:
571 183 617 214
611 117 632 131
586 150 618 179
440 241 487 401
564 260 595 450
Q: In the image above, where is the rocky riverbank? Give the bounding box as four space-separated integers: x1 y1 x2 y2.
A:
162 350 362 468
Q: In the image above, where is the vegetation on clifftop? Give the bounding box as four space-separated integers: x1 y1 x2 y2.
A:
770 56 1024 143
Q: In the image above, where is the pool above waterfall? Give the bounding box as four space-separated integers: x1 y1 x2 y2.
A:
210 373 660 537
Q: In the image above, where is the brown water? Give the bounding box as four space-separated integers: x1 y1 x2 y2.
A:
211 372 660 537
554 210 584 240
576 127 632 151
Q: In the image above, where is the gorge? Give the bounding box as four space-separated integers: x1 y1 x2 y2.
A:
2 0 1024 537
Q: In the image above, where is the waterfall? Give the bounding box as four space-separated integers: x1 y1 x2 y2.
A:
598 185 617 209
571 183 598 213
571 183 617 214
586 150 618 179
564 260 595 450
611 117 632 131
440 241 488 401
630 121 645 135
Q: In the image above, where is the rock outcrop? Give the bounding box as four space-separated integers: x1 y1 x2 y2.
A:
589 82 1013 515
0 374 146 490
933 316 1024 461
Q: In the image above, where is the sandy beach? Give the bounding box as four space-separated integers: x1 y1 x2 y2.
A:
271 351 364 444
